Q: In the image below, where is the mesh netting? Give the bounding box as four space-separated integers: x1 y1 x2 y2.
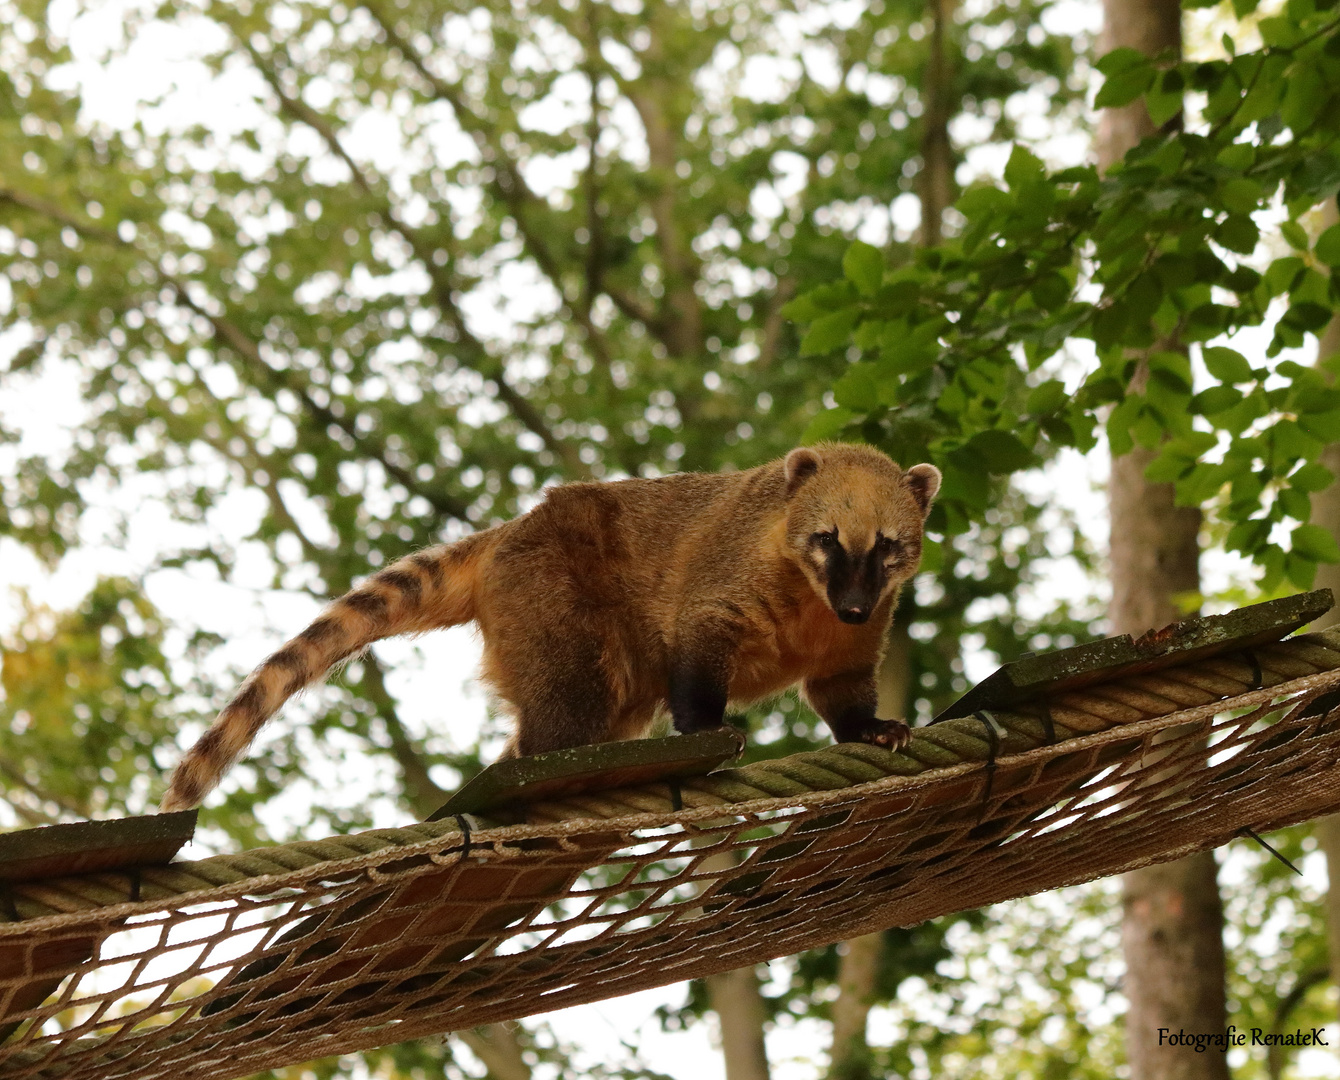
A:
5 638 1340 1080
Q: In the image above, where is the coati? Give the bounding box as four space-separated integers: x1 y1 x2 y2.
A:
161 443 941 811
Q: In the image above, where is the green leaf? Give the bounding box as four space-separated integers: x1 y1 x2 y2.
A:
800 308 859 356
1257 16 1302 46
779 292 824 322
1279 220 1311 251
1096 47 1153 75
1227 517 1272 554
1215 143 1253 171
1298 410 1340 441
1290 462 1335 491
1286 552 1319 590
939 460 991 511
967 429 1039 474
832 364 879 409
1278 486 1311 521
1193 385 1243 415
1148 349 1193 392
802 407 855 442
1234 55 1289 126
1030 272 1071 311
1264 257 1306 297
1316 224 1340 267
1202 346 1255 383
843 241 884 297
1292 523 1340 563
955 185 1011 223
1282 66 1326 133
1284 301 1334 332
1107 398 1141 457
1145 449 1196 482
1177 461 1235 504
1219 177 1262 215
1146 83 1184 126
1215 214 1260 255
1003 145 1045 190
1269 418 1324 468
1026 380 1068 416
1095 62 1156 109
853 318 888 350
1257 544 1286 592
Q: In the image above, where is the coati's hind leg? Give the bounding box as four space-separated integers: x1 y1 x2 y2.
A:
488 630 618 759
803 670 911 751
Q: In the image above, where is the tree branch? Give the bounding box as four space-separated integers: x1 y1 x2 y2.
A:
0 758 86 822
244 42 590 477
0 186 474 520
359 653 447 819
171 287 473 520
457 1023 534 1080
364 2 627 376
757 278 795 371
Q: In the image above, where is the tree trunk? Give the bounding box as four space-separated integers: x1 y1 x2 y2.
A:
1095 0 1183 171
826 932 883 1080
918 0 954 246
1121 857 1230 1080
1307 199 1340 1037
458 1023 533 1080
694 844 772 1080
1098 1 1228 1076
1111 446 1225 1080
705 966 772 1080
1317 813 1340 1032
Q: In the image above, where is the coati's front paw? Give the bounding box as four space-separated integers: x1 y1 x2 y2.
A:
715 724 747 756
858 719 912 751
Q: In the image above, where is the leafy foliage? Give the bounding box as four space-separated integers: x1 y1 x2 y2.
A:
0 578 199 823
787 6 1340 591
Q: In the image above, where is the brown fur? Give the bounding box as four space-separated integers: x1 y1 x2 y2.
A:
161 444 940 811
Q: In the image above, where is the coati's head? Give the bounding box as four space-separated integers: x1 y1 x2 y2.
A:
782 444 941 625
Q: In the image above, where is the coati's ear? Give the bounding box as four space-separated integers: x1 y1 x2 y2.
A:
784 447 820 497
905 463 942 516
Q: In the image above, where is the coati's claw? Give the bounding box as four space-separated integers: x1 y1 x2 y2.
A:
861 719 912 752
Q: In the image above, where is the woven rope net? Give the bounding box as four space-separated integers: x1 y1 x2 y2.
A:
8 630 1340 1080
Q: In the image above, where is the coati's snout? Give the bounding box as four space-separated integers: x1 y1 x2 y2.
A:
782 445 942 621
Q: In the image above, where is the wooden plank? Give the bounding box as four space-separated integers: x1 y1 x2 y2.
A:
934 590 1334 722
426 731 743 822
0 810 198 884
0 810 197 1044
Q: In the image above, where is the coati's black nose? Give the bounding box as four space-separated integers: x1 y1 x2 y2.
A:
837 606 870 624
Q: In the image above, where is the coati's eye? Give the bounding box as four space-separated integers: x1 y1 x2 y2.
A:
877 535 904 558
812 530 838 550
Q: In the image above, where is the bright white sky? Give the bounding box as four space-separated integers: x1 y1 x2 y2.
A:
2 0 1337 1076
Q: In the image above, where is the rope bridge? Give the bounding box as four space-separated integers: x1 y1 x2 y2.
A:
7 601 1340 1079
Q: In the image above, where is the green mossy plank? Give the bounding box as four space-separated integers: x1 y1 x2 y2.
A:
0 810 198 884
426 731 744 822
0 810 198 1044
935 590 1333 722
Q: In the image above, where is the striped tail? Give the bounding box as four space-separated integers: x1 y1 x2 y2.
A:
161 535 492 811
